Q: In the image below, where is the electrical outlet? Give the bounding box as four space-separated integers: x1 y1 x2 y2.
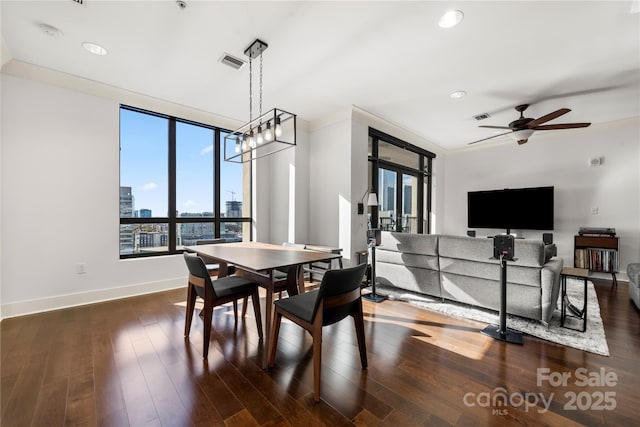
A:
591 207 599 215
76 262 87 274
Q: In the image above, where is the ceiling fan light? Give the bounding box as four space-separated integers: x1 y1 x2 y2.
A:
509 129 534 143
439 10 464 28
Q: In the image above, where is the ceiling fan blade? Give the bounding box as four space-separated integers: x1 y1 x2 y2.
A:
478 125 511 130
468 131 514 145
533 123 591 130
526 108 571 127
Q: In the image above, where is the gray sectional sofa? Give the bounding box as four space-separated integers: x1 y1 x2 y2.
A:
375 232 563 324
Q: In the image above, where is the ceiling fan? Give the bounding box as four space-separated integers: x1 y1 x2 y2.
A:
469 104 591 145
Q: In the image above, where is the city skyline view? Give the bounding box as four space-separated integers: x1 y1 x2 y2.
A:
120 108 244 218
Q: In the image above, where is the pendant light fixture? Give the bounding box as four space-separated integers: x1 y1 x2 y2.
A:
224 39 297 163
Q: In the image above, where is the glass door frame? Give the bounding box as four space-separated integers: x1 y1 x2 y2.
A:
368 128 435 234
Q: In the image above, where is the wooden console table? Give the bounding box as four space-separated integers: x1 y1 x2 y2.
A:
574 234 618 286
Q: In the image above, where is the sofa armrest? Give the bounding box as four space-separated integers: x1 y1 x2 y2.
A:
540 258 564 324
627 263 640 286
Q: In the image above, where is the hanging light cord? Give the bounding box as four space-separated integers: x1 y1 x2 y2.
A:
249 55 253 123
259 52 263 119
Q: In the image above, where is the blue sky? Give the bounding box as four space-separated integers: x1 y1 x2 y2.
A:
120 109 243 217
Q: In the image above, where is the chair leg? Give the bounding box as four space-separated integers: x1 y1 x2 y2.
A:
252 290 263 339
268 311 283 367
202 300 214 360
312 320 323 403
352 303 368 368
184 283 196 337
241 296 249 318
232 300 238 325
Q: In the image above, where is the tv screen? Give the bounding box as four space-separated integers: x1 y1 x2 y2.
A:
467 186 554 231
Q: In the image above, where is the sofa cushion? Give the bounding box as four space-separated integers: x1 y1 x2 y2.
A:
376 248 439 271
380 232 438 256
440 273 542 320
376 261 441 297
438 235 547 267
439 256 542 287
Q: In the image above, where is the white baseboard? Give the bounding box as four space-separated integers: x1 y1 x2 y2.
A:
0 278 184 320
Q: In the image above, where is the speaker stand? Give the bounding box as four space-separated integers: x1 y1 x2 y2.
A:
481 256 523 344
363 244 384 303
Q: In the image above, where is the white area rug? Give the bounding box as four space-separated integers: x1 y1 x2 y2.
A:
375 278 609 356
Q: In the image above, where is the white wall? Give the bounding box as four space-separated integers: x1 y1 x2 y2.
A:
2 61 637 319
442 117 640 279
308 109 352 255
1 64 244 318
305 107 446 265
257 119 310 246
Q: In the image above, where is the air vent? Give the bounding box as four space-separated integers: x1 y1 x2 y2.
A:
474 113 491 121
219 53 245 70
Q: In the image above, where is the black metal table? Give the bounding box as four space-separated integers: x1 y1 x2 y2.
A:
560 267 590 332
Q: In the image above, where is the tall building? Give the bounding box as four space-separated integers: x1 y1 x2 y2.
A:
140 208 152 218
226 200 242 218
119 186 135 254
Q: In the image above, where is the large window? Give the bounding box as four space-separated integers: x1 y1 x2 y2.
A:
119 106 250 257
368 128 435 234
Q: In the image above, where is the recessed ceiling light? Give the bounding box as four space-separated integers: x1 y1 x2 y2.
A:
38 23 63 38
449 90 467 99
82 42 108 56
439 10 464 28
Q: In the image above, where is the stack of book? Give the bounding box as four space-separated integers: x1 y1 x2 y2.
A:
575 248 619 272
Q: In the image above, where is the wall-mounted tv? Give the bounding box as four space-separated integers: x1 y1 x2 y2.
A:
467 186 554 233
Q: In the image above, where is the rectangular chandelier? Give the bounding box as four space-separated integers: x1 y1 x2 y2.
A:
224 107 296 163
223 38 297 163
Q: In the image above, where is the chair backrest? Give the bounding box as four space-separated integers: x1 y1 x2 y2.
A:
314 263 367 325
183 253 216 299
282 242 306 249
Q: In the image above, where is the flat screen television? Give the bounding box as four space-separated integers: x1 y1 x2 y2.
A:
467 186 554 233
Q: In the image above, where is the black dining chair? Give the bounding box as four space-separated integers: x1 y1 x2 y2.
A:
239 242 305 318
183 253 263 359
195 238 236 276
267 263 368 402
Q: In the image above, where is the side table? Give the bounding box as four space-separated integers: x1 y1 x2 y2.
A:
560 267 589 332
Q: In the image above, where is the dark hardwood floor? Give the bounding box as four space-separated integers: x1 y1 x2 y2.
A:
2 278 638 426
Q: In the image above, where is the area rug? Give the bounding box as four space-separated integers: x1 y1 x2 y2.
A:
375 278 609 356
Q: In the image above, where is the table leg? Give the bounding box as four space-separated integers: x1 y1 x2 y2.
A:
262 270 275 369
297 265 305 294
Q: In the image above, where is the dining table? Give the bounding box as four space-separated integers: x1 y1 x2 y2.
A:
184 241 343 368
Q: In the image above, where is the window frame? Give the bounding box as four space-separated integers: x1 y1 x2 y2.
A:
119 105 252 259
368 127 435 234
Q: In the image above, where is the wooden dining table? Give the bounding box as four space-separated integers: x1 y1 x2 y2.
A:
184 241 343 368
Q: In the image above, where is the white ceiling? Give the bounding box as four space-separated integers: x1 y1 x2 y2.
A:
2 0 639 151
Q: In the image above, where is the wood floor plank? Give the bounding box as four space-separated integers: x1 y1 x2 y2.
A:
0 278 637 426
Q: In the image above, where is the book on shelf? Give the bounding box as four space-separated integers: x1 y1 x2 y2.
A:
574 247 619 272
